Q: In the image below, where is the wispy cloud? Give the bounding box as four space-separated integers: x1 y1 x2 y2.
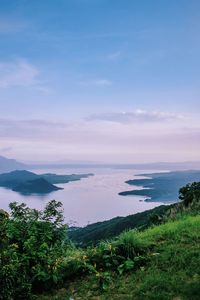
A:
0 117 199 162
0 59 50 93
80 79 112 87
0 59 39 88
0 119 66 131
87 109 184 123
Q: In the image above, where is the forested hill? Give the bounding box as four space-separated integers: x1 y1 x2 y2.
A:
0 170 93 194
69 204 174 246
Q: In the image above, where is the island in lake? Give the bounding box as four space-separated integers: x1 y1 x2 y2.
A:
0 170 93 194
119 170 200 202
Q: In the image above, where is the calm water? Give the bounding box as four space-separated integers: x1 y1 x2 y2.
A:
0 168 164 226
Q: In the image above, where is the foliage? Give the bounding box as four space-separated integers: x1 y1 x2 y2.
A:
61 231 149 293
0 200 68 300
179 181 200 207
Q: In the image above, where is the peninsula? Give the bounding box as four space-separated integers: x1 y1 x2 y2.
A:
119 170 200 202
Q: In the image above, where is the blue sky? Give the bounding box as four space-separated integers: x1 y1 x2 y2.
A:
0 0 200 162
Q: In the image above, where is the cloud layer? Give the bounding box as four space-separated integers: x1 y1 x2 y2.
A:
0 111 199 163
87 110 184 123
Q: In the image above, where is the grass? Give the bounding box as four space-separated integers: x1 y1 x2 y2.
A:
37 214 200 300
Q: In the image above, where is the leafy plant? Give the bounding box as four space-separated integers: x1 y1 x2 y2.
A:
117 258 135 275
179 182 200 207
96 271 112 291
0 200 68 300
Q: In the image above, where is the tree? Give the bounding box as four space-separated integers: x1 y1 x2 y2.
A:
179 182 200 207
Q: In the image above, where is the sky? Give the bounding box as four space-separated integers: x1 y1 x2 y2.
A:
0 0 200 163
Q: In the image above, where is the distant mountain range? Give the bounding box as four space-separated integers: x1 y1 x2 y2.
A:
22 160 200 171
114 161 200 171
1 155 200 173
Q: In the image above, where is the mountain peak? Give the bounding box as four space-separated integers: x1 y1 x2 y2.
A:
0 156 26 173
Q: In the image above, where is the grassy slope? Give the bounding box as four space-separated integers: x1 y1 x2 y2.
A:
69 204 174 246
39 213 200 300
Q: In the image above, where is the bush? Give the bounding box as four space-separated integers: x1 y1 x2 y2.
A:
61 232 149 290
0 200 68 300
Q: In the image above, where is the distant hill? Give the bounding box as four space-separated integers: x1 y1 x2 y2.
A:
0 156 26 173
13 178 62 194
0 170 62 194
0 170 93 194
0 170 38 188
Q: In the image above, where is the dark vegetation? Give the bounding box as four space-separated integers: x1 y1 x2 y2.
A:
119 170 200 201
0 170 93 194
41 173 93 184
12 178 62 194
1 181 200 299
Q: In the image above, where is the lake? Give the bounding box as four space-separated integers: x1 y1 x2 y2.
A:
0 167 164 226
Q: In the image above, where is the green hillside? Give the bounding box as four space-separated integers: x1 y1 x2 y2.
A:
39 182 200 300
69 204 175 246
40 214 200 300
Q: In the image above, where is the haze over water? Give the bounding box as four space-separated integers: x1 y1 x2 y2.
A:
0 168 163 226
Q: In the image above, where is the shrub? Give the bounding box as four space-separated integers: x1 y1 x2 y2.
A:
0 200 68 300
115 230 149 258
